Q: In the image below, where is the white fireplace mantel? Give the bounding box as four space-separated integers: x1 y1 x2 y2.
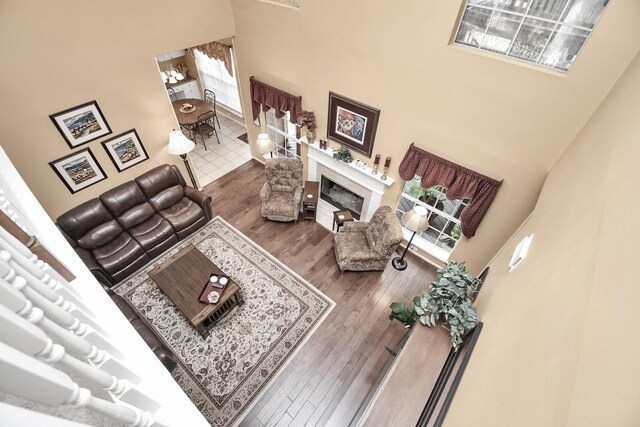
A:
305 139 395 191
306 139 394 227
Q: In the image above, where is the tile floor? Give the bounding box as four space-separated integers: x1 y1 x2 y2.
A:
189 114 251 188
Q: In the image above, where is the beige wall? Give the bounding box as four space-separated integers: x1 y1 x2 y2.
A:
445 49 640 426
230 0 640 273
0 0 235 219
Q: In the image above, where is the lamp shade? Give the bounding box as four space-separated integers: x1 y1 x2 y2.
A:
256 133 275 154
167 129 195 155
402 205 430 232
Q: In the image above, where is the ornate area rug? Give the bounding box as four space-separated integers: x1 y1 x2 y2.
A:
114 217 334 426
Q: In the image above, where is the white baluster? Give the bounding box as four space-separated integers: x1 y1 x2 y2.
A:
0 304 160 412
0 190 29 234
0 238 100 332
0 254 120 358
0 278 139 384
0 226 93 317
0 341 168 427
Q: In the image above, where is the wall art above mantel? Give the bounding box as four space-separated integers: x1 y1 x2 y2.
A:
327 92 380 158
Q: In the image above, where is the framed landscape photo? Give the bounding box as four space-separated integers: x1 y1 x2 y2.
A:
49 148 107 193
327 92 380 157
101 129 149 172
49 101 112 148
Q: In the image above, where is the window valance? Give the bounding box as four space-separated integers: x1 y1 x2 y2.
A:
188 42 233 77
250 76 302 126
398 143 502 238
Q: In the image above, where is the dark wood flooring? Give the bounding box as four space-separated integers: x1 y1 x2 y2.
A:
203 160 437 427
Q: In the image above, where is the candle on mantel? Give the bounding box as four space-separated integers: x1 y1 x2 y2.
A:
374 154 380 165
384 157 391 168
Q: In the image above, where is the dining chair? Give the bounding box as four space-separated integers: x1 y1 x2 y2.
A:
193 111 220 150
167 87 177 102
203 89 221 129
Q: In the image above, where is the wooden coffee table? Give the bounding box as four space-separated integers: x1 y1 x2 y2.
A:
148 243 244 338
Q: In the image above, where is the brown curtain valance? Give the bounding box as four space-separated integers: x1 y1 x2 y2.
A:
399 143 502 238
250 76 302 126
189 42 233 77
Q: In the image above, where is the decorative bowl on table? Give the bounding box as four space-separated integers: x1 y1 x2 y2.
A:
179 103 196 113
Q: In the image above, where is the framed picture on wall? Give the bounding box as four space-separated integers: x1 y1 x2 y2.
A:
49 148 107 193
101 129 149 172
49 101 112 148
327 92 380 158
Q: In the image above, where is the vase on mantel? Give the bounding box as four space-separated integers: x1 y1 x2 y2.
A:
306 130 316 143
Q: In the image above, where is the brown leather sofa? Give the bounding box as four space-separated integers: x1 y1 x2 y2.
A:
107 289 177 371
57 164 212 287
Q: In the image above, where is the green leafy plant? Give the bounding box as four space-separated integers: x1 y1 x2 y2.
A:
389 261 480 350
388 300 419 327
332 146 353 163
442 224 462 248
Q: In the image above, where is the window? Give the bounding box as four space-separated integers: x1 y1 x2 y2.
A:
454 0 609 71
194 49 242 114
396 176 469 255
265 109 301 159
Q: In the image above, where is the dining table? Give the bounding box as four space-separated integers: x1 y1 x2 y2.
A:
171 98 214 128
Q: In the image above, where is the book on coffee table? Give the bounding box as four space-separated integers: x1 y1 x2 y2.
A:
198 274 230 304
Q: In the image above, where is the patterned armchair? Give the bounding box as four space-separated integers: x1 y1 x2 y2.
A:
260 158 304 223
333 206 404 271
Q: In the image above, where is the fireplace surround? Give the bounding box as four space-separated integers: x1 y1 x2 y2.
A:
306 139 394 230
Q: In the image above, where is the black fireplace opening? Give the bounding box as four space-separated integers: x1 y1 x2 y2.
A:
320 176 364 220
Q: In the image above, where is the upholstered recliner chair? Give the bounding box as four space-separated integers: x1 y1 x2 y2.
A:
260 158 304 223
333 206 404 271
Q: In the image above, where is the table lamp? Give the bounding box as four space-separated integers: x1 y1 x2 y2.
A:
392 205 430 271
168 129 198 188
257 133 275 158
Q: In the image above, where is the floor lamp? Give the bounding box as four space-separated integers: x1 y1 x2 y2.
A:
392 205 430 271
168 129 198 189
257 133 275 158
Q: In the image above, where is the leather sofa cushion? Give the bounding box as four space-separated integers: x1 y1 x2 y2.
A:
92 232 146 274
57 198 115 242
159 197 204 232
77 219 125 250
136 165 185 211
101 182 157 229
129 214 175 249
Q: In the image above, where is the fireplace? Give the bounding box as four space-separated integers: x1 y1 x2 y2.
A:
320 176 364 220
306 140 394 231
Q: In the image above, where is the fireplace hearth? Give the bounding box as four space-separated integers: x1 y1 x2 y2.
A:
320 176 364 220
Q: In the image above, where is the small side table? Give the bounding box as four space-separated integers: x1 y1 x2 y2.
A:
333 210 354 231
303 181 319 221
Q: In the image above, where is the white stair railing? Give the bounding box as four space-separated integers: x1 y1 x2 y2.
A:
0 276 140 384
0 303 161 412
0 341 168 427
0 235 103 335
0 252 122 359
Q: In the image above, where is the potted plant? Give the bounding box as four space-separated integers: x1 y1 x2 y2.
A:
333 146 353 164
389 261 480 350
298 110 317 141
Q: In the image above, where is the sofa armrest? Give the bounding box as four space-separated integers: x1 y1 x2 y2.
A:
184 186 212 221
74 247 114 288
259 183 272 202
342 221 368 233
